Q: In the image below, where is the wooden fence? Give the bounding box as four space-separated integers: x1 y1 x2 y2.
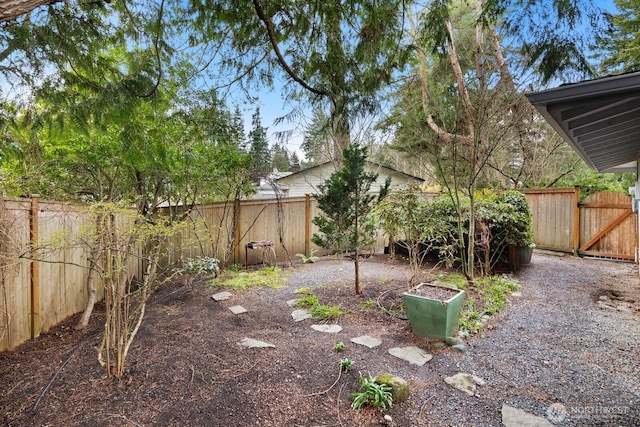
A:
0 198 97 352
0 195 387 352
524 187 637 260
1 188 635 352
167 195 386 267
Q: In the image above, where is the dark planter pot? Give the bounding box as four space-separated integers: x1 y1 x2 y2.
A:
508 244 534 271
517 245 534 265
403 282 465 339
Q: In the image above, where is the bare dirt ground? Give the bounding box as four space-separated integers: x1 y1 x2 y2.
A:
1 253 639 426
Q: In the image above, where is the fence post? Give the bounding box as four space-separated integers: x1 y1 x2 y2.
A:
233 198 241 265
573 186 581 255
29 196 40 339
305 194 311 256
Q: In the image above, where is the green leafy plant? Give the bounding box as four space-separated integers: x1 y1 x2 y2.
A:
359 298 376 310
459 297 483 335
438 273 467 290
294 287 313 295
459 276 519 335
296 248 319 263
228 263 243 272
310 304 345 321
333 342 346 352
351 373 394 410
339 357 353 373
294 290 345 321
181 256 220 276
476 276 519 315
296 294 320 308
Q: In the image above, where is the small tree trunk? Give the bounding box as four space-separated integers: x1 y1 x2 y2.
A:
76 214 105 330
354 248 361 295
75 266 98 330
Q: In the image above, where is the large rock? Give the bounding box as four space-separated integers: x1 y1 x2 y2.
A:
375 373 410 403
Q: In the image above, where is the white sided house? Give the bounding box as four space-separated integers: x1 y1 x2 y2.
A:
275 161 425 198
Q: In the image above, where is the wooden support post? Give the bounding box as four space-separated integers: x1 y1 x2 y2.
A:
304 194 311 256
233 198 241 265
29 196 40 339
572 186 581 255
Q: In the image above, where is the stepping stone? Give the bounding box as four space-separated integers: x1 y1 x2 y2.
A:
351 335 382 348
311 324 342 333
228 305 248 314
286 299 299 307
211 291 233 301
237 337 276 349
444 373 485 396
291 309 313 322
502 404 553 427
388 346 433 366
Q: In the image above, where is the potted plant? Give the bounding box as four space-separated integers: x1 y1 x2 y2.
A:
403 281 465 339
478 190 534 271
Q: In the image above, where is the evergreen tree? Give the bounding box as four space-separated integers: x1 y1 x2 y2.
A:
598 0 640 73
247 107 271 181
271 142 291 172
290 151 301 168
301 107 335 166
312 143 390 294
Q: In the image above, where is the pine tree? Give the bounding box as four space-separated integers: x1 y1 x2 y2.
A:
271 142 291 172
598 0 640 73
312 143 390 294
247 107 271 181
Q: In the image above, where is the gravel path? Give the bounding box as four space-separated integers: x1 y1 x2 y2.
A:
285 253 640 426
427 253 640 426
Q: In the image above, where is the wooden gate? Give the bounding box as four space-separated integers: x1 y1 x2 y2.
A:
578 191 637 261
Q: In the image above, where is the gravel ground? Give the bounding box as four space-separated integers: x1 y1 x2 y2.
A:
284 252 640 426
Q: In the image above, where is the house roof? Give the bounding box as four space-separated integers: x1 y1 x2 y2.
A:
276 161 425 183
526 71 640 173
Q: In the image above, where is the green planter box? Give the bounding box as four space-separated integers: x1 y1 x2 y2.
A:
403 283 465 339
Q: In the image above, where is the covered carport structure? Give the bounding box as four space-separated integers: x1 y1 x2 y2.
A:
526 71 640 263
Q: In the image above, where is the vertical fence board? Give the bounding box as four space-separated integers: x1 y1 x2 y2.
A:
0 200 31 351
525 188 578 253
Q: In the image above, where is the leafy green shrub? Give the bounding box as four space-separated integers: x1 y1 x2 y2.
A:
351 374 394 410
415 191 533 272
181 256 220 276
477 190 533 247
